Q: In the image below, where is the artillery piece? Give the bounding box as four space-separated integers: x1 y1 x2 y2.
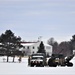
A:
48 48 75 67
48 53 74 67
28 49 75 67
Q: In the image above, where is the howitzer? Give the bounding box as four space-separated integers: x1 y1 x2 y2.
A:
48 49 75 67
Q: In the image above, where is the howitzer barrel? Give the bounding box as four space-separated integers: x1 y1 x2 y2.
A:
65 55 74 62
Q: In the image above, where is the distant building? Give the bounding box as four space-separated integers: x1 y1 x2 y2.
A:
19 41 52 56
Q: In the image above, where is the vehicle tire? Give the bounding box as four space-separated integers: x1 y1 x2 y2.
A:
67 62 73 67
31 65 34 67
61 64 66 67
36 64 40 67
53 64 57 67
30 64 34 67
41 64 44 67
48 58 57 67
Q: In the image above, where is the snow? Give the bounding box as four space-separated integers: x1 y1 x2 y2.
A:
0 56 75 75
32 56 44 57
21 43 35 46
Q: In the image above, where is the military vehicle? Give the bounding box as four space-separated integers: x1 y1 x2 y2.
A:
28 53 46 67
48 53 74 67
28 49 75 67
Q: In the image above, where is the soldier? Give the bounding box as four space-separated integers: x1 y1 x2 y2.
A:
3 58 6 62
28 55 31 66
18 56 22 63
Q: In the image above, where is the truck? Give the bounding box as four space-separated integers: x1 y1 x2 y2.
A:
28 53 46 67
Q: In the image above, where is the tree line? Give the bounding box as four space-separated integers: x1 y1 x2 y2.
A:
47 36 75 56
0 29 75 62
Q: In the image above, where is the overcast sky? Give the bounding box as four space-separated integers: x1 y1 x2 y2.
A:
0 0 75 43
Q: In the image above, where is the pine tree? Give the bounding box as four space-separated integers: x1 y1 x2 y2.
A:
37 41 46 55
0 30 22 62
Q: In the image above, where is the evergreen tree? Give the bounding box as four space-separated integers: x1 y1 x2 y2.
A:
37 41 46 55
0 30 23 62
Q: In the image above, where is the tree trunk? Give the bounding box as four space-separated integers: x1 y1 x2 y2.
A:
7 56 9 62
13 56 15 62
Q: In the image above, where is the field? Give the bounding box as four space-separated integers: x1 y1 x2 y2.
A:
0 56 75 75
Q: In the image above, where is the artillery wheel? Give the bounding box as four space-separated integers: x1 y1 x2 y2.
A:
48 58 57 67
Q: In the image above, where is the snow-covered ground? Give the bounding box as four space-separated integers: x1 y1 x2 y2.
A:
0 56 75 75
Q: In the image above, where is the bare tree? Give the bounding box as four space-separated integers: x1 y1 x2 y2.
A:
58 41 71 56
47 37 55 46
47 37 58 54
